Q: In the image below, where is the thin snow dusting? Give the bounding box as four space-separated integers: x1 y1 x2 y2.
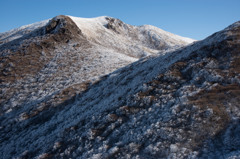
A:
69 15 195 58
139 25 195 44
0 19 49 44
1 15 239 159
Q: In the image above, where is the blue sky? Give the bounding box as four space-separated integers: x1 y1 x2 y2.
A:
0 0 240 40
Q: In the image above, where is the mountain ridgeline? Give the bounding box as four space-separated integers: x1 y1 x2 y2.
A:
0 15 194 115
0 15 239 158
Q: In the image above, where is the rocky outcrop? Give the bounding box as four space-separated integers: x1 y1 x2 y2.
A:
0 15 90 114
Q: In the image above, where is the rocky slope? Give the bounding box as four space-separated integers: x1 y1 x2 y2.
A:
0 15 194 116
1 16 239 159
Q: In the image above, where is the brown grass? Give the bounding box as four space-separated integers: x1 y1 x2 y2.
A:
20 81 91 120
120 105 142 114
188 83 240 131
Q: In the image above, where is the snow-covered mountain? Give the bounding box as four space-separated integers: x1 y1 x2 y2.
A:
1 15 240 159
0 15 194 115
0 15 194 55
68 15 194 57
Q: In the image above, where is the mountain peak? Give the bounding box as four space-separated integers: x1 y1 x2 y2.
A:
224 20 240 31
44 15 82 35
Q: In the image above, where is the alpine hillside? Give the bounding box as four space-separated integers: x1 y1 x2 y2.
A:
0 15 194 116
1 16 240 159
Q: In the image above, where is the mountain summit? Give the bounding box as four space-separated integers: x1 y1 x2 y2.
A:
1 16 239 159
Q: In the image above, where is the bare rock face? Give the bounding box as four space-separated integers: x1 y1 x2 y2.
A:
44 15 83 39
105 17 127 34
45 16 60 34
